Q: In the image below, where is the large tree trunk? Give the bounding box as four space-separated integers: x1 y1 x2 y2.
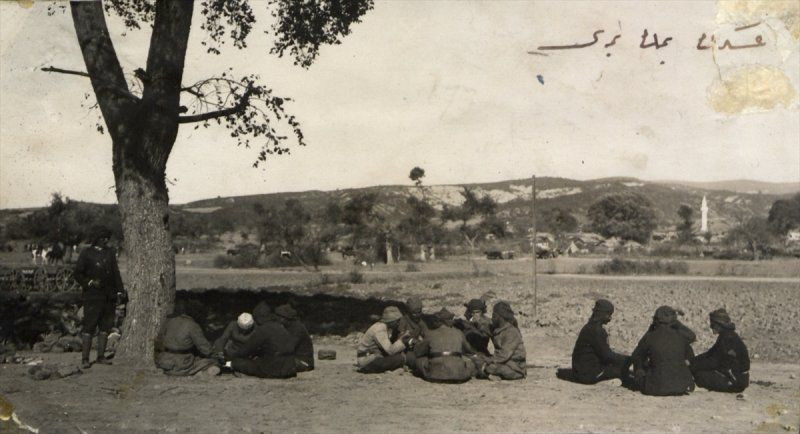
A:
114 171 175 366
71 0 195 368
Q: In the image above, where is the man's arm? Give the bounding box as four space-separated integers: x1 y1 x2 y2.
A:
188 321 214 357
590 327 627 365
373 324 405 355
73 251 91 288
490 329 517 364
213 322 235 354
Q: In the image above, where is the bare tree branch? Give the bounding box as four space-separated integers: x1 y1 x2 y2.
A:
41 66 90 78
42 65 140 102
178 86 254 124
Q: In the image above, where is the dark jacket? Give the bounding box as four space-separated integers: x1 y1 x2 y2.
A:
572 320 628 378
397 314 428 341
414 325 475 382
213 320 254 355
161 315 213 356
691 329 750 390
73 246 124 302
455 315 492 356
631 324 695 396
286 319 314 369
228 319 296 360
488 323 527 376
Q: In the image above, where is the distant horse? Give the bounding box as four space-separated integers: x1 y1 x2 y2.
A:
46 243 65 265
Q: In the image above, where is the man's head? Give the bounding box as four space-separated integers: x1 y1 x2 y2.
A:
653 305 677 326
709 308 735 333
464 298 487 319
406 296 423 320
237 312 255 331
91 226 113 247
381 306 403 329
433 307 455 329
252 301 272 326
491 301 517 329
591 299 615 324
274 304 298 324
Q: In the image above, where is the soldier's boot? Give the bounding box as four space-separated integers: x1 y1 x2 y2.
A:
95 332 112 365
80 333 92 369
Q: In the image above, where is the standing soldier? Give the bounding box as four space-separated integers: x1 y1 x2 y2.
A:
73 227 126 369
691 308 750 393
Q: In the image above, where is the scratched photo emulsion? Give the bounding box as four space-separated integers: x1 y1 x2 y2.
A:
0 0 798 432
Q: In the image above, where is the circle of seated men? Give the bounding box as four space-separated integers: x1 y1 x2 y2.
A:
153 296 750 396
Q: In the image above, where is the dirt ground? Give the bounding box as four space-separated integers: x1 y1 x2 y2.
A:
1 335 799 433
2 260 799 432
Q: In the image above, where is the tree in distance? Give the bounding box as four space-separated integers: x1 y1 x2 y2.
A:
587 193 657 244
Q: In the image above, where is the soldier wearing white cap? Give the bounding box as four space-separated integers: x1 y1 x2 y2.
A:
213 312 256 358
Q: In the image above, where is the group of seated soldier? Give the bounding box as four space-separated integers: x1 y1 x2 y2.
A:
155 300 313 378
558 299 750 396
356 296 528 383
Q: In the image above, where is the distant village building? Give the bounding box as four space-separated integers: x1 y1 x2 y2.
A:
700 195 709 233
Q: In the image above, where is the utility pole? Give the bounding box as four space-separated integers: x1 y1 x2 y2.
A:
531 175 537 319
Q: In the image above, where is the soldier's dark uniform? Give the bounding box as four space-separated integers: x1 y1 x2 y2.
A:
413 308 477 383
156 312 219 376
275 304 315 372
630 306 695 396
229 302 297 379
691 309 750 393
476 302 527 380
454 298 493 357
570 300 629 384
73 232 125 367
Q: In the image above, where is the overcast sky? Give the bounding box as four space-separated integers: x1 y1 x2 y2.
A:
1 1 798 209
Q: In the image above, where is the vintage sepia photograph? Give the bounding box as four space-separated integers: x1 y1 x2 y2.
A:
1 0 799 432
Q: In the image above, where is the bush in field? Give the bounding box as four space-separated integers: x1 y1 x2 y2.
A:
348 270 364 284
405 262 421 272
595 258 688 275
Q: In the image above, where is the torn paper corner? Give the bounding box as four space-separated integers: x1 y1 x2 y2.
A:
716 0 800 40
708 65 798 115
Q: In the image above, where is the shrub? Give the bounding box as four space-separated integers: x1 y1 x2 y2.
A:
594 258 688 275
348 270 364 284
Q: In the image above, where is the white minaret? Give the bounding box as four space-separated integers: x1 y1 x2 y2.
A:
700 196 709 233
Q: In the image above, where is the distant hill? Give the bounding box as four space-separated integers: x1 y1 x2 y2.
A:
177 177 788 234
2 178 791 242
654 179 799 196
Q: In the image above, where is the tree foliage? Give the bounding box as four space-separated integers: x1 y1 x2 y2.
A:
676 204 695 244
587 193 657 244
725 217 775 260
4 193 122 245
768 194 800 235
442 187 504 248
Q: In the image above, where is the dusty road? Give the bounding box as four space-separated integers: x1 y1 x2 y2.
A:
2 335 798 433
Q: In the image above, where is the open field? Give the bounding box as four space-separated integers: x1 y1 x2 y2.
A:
2 251 800 278
2 255 799 432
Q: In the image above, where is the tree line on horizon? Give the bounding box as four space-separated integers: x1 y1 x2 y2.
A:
4 170 799 263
